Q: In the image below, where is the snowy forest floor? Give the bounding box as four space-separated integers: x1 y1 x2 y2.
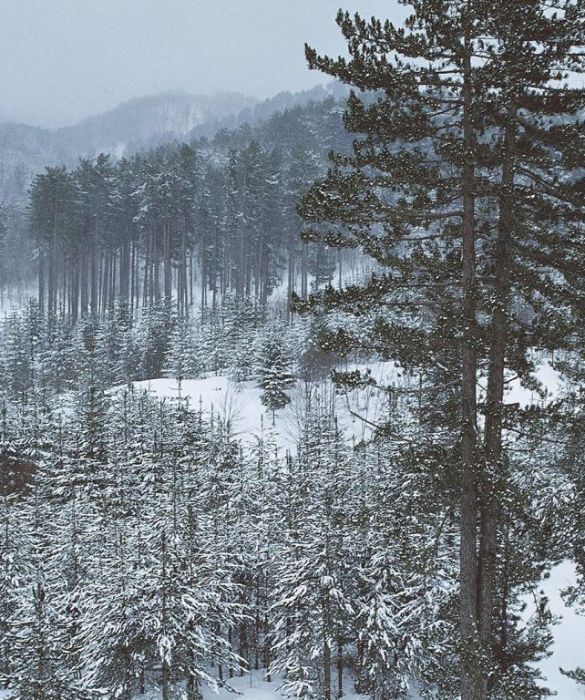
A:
131 671 421 700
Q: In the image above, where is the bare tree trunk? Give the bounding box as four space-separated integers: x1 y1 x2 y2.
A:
264 612 271 682
71 257 79 323
301 242 308 298
80 249 88 317
164 223 172 306
323 590 331 700
287 230 295 323
337 629 343 697
101 252 110 313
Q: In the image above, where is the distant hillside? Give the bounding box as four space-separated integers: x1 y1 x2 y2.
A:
0 92 255 204
0 84 347 205
186 82 348 140
56 91 257 155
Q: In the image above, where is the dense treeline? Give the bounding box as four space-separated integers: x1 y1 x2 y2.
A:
0 297 303 398
0 97 355 319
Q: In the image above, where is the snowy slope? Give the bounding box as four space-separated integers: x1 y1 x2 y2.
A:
116 363 396 450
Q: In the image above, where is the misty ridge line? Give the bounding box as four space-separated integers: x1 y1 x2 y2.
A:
0 81 347 206
0 82 346 141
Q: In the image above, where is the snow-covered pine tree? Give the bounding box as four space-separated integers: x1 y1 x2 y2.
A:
297 2 585 696
271 400 352 700
8 460 89 700
256 322 295 422
166 316 204 381
0 457 33 687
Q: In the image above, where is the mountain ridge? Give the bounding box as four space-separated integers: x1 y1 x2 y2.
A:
0 83 347 205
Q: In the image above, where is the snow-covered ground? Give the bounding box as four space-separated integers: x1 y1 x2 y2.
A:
114 362 396 451
505 358 564 407
129 670 420 700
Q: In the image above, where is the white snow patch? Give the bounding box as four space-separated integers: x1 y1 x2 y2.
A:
506 360 564 408
526 561 585 698
123 375 276 442
132 670 421 700
117 362 400 451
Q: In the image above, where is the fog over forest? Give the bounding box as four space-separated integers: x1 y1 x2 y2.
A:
2 2 585 700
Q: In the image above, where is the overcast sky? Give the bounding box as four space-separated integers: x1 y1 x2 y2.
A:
0 0 404 128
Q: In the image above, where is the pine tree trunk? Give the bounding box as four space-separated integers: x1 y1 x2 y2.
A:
111 251 117 308
478 105 516 688
254 578 260 670
62 259 67 318
130 241 136 311
38 239 45 312
143 234 150 308
80 250 88 317
355 637 367 694
264 612 271 681
161 531 170 700
217 622 224 682
71 257 79 323
164 223 172 307
101 252 110 313
459 14 483 699
287 230 295 323
48 217 56 319
301 242 308 298
154 253 161 304
323 589 332 700
120 239 130 302
337 631 343 698
187 676 194 700
239 621 247 675
90 223 98 316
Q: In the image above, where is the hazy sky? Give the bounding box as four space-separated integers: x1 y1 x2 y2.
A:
0 0 404 128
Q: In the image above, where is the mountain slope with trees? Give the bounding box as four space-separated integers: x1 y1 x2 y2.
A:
1 1 585 698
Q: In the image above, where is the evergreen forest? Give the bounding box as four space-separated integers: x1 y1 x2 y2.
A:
2 2 585 699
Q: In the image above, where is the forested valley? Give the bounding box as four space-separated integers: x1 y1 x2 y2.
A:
2 2 585 699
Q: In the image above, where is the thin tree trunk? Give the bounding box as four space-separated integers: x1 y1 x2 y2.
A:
161 532 170 700
301 242 308 298
164 223 172 306
264 612 271 682
90 221 98 316
337 630 343 697
80 249 88 316
323 589 331 700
